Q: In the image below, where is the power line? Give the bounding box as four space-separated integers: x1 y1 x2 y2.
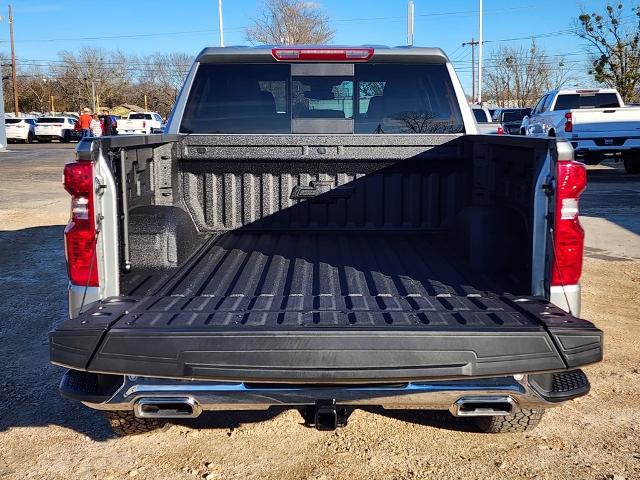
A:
0 5 540 44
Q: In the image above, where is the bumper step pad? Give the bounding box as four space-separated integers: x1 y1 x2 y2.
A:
50 294 602 383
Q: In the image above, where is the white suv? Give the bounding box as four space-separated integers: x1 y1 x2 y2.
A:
6 118 37 143
35 116 77 143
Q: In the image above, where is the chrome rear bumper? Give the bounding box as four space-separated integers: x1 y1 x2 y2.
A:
73 374 560 415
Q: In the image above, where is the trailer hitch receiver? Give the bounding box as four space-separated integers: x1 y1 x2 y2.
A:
300 399 352 431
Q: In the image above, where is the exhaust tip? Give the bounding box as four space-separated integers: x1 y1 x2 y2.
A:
134 397 201 419
449 396 515 417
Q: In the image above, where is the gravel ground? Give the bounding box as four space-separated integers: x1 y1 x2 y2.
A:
0 145 639 480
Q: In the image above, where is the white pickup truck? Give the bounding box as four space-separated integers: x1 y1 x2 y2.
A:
523 88 640 173
117 111 164 135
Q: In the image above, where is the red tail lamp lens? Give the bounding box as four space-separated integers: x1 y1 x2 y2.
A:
63 161 98 287
551 160 587 286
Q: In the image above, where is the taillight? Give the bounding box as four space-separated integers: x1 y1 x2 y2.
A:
497 126 505 135
143 121 146 128
63 161 98 286
551 160 587 286
564 112 573 132
271 47 374 62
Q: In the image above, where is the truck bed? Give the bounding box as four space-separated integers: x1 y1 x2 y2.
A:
50 231 602 383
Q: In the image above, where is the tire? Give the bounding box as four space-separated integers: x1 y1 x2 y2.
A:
474 408 545 433
623 154 640 174
61 131 71 143
105 411 167 436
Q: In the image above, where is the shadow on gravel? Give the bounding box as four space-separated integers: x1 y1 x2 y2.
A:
363 407 480 433
0 226 115 441
172 410 285 431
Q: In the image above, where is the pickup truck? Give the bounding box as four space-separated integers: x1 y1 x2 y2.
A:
117 111 164 135
492 108 531 135
523 88 640 173
471 104 504 135
50 46 602 436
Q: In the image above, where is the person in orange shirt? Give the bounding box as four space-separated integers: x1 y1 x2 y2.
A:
78 108 93 138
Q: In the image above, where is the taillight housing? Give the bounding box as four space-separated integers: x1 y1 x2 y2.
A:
63 160 98 286
497 126 505 135
551 160 587 286
143 121 146 129
564 112 573 132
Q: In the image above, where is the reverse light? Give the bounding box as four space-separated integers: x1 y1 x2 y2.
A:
564 112 573 133
63 161 98 286
271 47 374 62
551 160 587 287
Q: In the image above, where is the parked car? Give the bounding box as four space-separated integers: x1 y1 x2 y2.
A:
35 116 78 142
523 88 640 173
50 45 602 436
471 104 504 134
470 104 492 123
5 117 36 143
117 111 163 135
492 108 531 135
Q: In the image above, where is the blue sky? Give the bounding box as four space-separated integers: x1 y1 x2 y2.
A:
0 0 635 93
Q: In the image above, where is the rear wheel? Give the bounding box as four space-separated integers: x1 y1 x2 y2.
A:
105 411 167 436
623 153 640 174
474 408 545 433
61 131 71 143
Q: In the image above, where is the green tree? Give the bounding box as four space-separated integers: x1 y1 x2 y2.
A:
576 3 640 102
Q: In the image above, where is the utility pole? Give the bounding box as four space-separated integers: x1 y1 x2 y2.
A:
0 73 6 150
462 38 478 103
9 5 19 115
91 80 96 113
478 0 484 104
217 0 225 47
407 0 414 46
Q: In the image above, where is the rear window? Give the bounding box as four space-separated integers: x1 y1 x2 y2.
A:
553 93 621 110
502 111 527 122
37 117 65 123
5 119 21 124
129 113 153 120
472 109 489 123
180 63 464 134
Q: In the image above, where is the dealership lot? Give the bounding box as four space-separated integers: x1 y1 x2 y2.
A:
0 143 639 480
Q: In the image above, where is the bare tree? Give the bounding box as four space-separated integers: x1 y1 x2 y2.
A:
246 0 334 45
4 48 192 116
483 41 572 107
576 3 640 102
135 52 192 114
